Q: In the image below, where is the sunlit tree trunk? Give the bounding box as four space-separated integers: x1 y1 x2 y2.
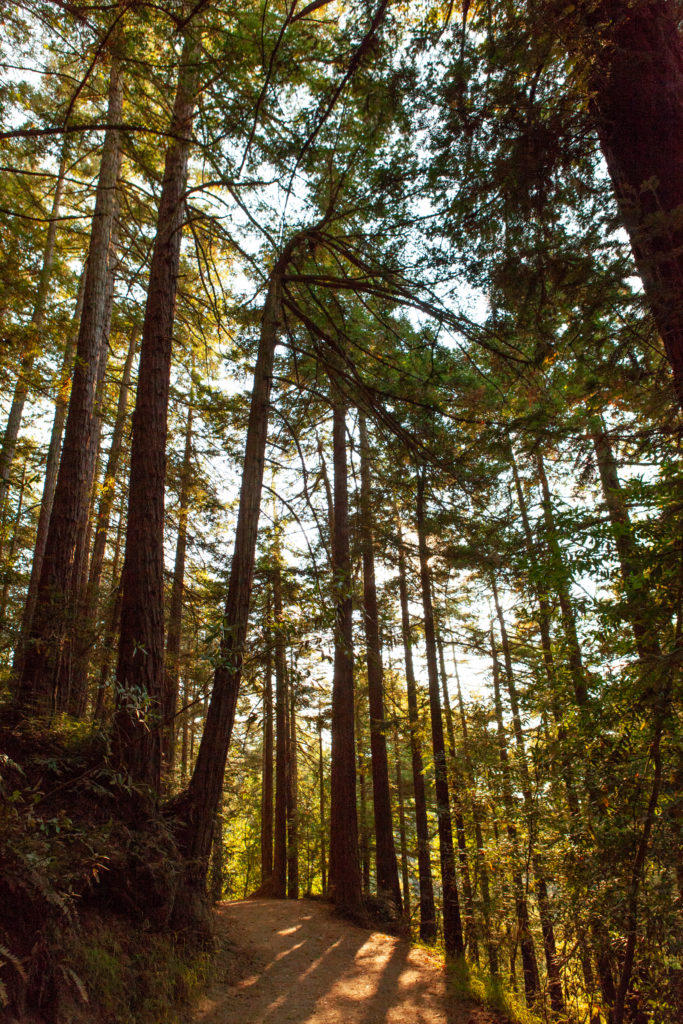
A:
490 627 540 1006
327 401 364 918
16 268 86 673
392 719 411 920
273 555 288 899
0 465 27 627
175 228 309 912
162 392 194 780
453 656 499 976
112 24 202 791
0 135 70 512
491 578 564 1014
416 469 464 957
17 56 123 714
396 521 436 941
287 663 299 899
261 615 274 883
318 709 327 894
435 617 478 962
358 411 402 916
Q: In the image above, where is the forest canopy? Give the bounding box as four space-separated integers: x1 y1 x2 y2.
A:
0 2 681 1023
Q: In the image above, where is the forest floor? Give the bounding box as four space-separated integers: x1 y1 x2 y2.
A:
192 897 506 1024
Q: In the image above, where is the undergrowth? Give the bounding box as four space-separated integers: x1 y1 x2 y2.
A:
447 955 545 1024
0 713 216 1024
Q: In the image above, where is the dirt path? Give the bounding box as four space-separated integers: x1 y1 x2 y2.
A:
193 898 501 1024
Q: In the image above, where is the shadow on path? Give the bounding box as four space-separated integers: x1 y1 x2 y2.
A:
194 898 480 1024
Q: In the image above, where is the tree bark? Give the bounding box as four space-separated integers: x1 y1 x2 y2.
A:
327 401 364 918
112 24 202 791
358 411 402 916
490 626 540 1006
0 135 70 512
287 659 299 899
586 0 683 408
491 577 564 1014
15 267 86 675
261 615 274 883
162 391 194 779
453 656 499 976
415 470 464 957
174 230 308 898
17 56 123 713
435 617 478 962
396 520 436 941
272 553 288 898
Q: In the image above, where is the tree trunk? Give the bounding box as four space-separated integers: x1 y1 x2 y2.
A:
392 719 411 921
0 135 70 512
61 278 116 718
453 657 499 976
358 411 402 916
0 464 27 628
415 470 464 957
162 391 194 780
491 577 565 1015
92 504 125 724
396 521 437 941
16 56 123 714
112 24 202 792
287 661 299 899
490 626 540 1006
586 0 683 408
357 701 371 896
15 267 86 674
536 452 589 707
435 617 478 962
273 554 288 898
261 617 274 883
176 230 308 900
327 401 364 918
318 709 327 894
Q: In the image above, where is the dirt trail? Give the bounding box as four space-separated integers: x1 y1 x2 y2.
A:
194 898 501 1024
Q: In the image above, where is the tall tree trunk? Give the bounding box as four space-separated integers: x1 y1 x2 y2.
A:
61 279 116 718
272 554 288 898
68 328 137 695
16 56 123 713
415 470 464 957
0 465 27 628
0 135 70 512
490 627 540 1006
112 24 202 791
287 663 299 899
490 578 565 1015
536 452 589 707
357 701 371 896
392 719 411 921
453 657 499 976
261 618 274 883
327 401 363 918
590 420 673 1023
435 616 478 962
15 268 86 674
358 410 402 916
508 440 584 824
318 709 327 895
584 0 683 408
162 392 194 779
92 503 125 724
396 521 436 941
175 229 309 905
